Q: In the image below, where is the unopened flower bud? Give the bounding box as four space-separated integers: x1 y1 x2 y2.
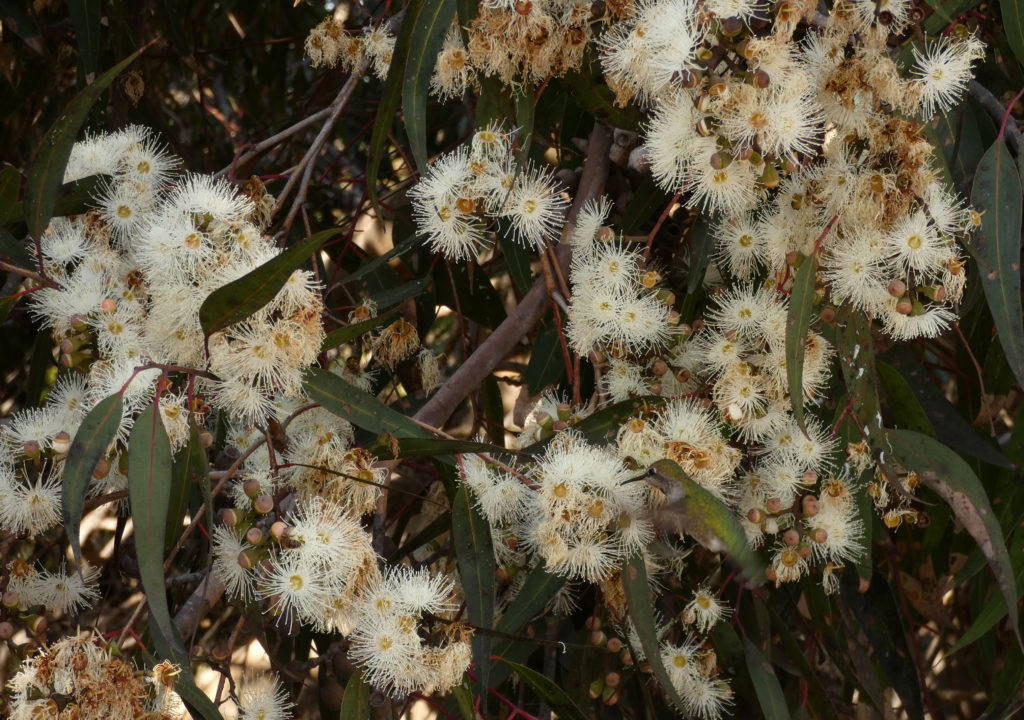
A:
765 497 783 514
221 508 241 527
51 431 71 456
0 621 13 640
783 528 800 546
589 678 605 700
245 527 263 545
557 403 572 422
747 508 762 524
100 298 117 313
606 637 622 652
254 495 274 514
888 279 906 297
243 478 262 499
752 69 771 88
605 671 621 688
801 495 819 516
895 299 913 315
602 686 619 706
270 521 289 541
590 630 606 646
802 469 817 485
23 440 40 460
93 457 110 480
820 307 836 323
3 590 19 608
813 528 828 544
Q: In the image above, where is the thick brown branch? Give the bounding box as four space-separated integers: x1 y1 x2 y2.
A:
413 122 613 429
968 80 1021 155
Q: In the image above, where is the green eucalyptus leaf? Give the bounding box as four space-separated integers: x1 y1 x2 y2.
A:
199 228 338 337
970 137 1024 391
26 42 153 247
743 637 791 720
786 252 817 433
494 658 587 720
62 393 123 569
885 428 1020 646
452 485 495 711
402 0 456 173
129 403 186 661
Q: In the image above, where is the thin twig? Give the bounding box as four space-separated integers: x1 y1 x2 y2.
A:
216 106 334 180
274 58 370 238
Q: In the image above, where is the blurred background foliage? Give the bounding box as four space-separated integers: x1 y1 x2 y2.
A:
1 0 1024 718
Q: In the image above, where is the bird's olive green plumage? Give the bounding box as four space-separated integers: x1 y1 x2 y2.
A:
642 459 764 584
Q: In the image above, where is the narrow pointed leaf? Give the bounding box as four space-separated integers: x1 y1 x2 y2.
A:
786 253 817 433
687 215 713 294
621 552 687 711
525 321 566 393
129 404 186 661
971 138 1024 391
495 565 565 634
66 0 102 84
340 667 372 720
321 308 398 351
302 367 431 439
0 165 19 227
494 658 587 720
452 485 495 711
402 0 456 173
367 2 420 211
200 228 339 337
876 361 935 437
885 428 1020 645
62 393 123 569
26 42 154 245
743 637 791 720
1003 0 1024 67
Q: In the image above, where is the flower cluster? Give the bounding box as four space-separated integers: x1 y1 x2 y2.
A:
408 124 569 259
305 16 394 79
601 0 980 341
7 634 184 720
211 490 472 698
5 560 101 616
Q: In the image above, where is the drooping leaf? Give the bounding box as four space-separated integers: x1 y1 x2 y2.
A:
0 165 20 227
885 428 1020 645
500 234 533 295
302 367 431 439
948 526 1024 655
786 252 818 433
62 393 123 569
1001 0 1024 66
494 658 587 720
525 320 566 393
66 0 102 84
742 637 791 720
0 228 32 269
687 214 714 295
339 233 421 286
167 423 208 554
876 360 935 437
620 552 687 711
452 485 495 710
971 137 1024 391
199 228 339 337
838 572 925 720
321 308 399 351
402 0 456 173
887 348 1013 469
26 42 153 248
371 274 431 310
340 667 371 720
495 565 565 634
367 2 419 211
129 403 187 661
433 258 506 329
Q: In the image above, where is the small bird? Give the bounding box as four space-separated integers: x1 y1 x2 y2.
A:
635 459 764 584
